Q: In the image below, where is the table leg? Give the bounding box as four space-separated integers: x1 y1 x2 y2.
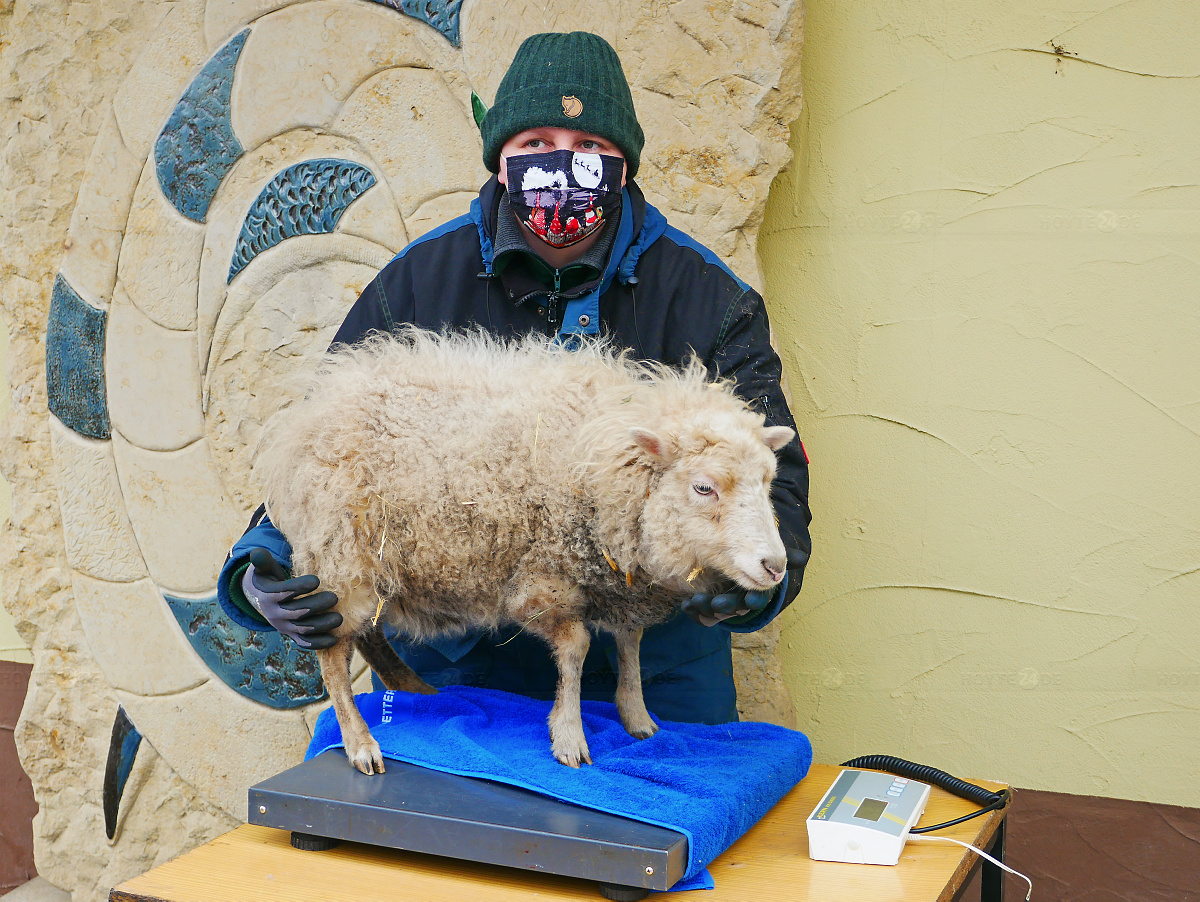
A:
980 818 1006 902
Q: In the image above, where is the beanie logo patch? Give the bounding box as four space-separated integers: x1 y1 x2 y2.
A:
561 95 583 118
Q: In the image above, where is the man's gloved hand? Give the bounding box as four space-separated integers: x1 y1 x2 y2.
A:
682 587 775 627
242 548 342 649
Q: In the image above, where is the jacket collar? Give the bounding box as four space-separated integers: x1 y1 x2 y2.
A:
492 194 616 305
470 176 668 340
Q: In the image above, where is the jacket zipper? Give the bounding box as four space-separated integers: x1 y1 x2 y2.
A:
545 269 563 327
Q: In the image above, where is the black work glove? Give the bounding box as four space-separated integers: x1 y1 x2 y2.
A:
682 587 775 627
683 548 805 627
242 548 342 649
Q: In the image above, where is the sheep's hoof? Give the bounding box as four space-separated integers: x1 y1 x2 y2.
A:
620 713 659 740
346 737 386 775
627 723 658 740
553 736 593 768
555 751 593 768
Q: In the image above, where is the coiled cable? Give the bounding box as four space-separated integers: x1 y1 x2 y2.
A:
841 755 1011 833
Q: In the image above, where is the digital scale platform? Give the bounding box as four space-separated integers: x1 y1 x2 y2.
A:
248 750 688 899
806 768 932 865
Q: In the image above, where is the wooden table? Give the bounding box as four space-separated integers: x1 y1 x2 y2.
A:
111 764 1008 902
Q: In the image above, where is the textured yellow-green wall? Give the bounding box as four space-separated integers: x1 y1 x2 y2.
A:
762 0 1200 806
0 317 27 663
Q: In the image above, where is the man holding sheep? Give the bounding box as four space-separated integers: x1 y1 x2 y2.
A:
218 31 812 725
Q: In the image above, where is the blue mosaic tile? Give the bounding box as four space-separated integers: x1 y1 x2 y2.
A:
369 0 463 46
103 706 143 840
46 274 110 440
154 30 249 223
228 159 377 281
163 592 326 709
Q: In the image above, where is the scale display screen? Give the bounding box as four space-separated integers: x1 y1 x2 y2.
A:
807 769 933 865
854 798 888 822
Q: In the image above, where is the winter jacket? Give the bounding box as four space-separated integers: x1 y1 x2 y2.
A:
218 176 812 724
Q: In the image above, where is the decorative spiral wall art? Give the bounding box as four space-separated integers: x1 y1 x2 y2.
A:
46 0 485 823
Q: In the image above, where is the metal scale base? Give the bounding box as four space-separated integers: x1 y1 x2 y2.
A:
249 750 688 899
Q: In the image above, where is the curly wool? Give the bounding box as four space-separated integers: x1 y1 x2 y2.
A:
256 328 781 643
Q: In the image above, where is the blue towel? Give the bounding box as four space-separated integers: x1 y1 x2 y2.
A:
307 686 812 891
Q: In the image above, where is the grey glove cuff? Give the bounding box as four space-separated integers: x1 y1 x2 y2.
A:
696 607 751 627
242 563 292 617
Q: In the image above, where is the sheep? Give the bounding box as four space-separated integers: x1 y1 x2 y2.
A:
256 328 794 774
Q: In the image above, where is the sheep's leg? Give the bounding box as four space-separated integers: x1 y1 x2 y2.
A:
611 627 658 740
355 628 437 695
506 573 592 766
542 618 593 767
318 637 385 775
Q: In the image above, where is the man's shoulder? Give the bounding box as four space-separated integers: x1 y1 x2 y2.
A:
654 225 751 293
333 205 488 344
385 209 483 270
632 208 752 296
631 226 754 324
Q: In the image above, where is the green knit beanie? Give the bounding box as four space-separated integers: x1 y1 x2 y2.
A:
481 32 644 178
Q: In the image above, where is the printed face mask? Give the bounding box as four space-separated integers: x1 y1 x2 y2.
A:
504 149 624 248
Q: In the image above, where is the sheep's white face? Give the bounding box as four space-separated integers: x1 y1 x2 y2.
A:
632 415 794 592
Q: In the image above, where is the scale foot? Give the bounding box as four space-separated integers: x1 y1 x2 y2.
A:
597 884 650 901
290 831 339 851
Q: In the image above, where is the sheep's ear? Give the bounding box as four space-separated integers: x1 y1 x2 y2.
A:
761 426 795 452
630 427 674 462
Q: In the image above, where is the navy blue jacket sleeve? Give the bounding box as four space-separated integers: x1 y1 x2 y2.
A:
709 287 813 627
217 507 295 630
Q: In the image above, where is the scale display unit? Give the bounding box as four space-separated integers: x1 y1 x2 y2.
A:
806 768 932 866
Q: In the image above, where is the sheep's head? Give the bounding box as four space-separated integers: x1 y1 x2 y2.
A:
631 410 794 594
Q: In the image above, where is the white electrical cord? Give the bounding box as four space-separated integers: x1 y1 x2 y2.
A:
909 834 1033 901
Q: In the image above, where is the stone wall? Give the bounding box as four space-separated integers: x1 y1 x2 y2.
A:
0 2 804 898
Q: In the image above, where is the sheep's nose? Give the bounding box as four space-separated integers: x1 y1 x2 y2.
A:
762 556 785 584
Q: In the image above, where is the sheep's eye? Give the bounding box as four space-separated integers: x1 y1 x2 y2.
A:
693 483 715 496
